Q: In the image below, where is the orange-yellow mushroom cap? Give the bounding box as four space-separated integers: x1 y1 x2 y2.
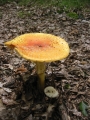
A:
5 33 70 62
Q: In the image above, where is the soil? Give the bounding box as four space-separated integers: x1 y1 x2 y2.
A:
0 2 90 120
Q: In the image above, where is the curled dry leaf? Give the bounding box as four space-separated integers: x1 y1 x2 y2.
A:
4 64 13 70
2 96 17 106
15 64 28 73
0 82 3 88
3 88 12 93
69 104 81 117
0 99 6 112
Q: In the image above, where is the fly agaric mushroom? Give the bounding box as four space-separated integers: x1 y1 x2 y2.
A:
5 33 69 90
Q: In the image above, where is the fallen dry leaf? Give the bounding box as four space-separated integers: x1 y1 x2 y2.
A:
15 64 28 74
1 96 17 106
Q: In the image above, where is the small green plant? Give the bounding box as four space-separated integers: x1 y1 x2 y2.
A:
17 11 25 18
67 12 79 19
17 11 31 18
18 0 31 6
79 101 89 116
64 83 70 89
0 0 13 5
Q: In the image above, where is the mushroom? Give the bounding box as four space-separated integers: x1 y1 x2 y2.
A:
44 86 59 98
5 33 69 90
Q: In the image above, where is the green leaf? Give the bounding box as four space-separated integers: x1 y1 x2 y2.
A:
79 101 89 116
64 84 70 89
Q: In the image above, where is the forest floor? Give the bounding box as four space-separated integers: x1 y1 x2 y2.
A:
0 2 90 120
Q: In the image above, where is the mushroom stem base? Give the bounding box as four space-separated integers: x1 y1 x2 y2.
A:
35 62 46 90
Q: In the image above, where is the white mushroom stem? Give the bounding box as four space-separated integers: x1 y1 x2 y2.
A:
35 62 46 90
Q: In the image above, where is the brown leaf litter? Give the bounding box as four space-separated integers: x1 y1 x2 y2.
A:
0 2 90 120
